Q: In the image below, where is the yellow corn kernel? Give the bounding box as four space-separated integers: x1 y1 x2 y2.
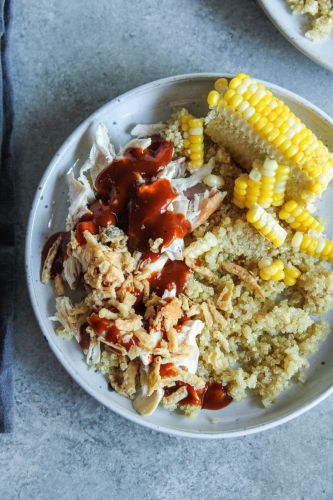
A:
267 129 280 142
189 118 203 129
229 77 243 90
189 152 202 161
224 89 236 102
255 117 268 131
229 94 243 110
204 174 224 189
261 122 274 134
286 265 301 280
190 143 204 153
284 275 297 286
259 269 273 280
271 269 285 281
247 112 261 125
290 151 305 164
258 258 272 269
207 90 220 108
235 175 249 190
248 94 259 107
214 78 228 93
189 135 203 144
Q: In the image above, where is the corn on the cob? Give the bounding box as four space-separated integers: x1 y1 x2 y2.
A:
258 258 285 281
181 114 204 169
233 158 289 209
206 74 333 196
246 204 287 247
278 200 324 233
284 264 301 286
291 231 333 262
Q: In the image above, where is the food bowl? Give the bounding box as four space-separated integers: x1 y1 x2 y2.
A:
26 73 333 438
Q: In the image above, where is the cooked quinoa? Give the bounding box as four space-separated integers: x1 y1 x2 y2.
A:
287 0 333 41
41 75 333 417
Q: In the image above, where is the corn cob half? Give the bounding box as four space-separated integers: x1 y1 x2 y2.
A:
206 74 333 200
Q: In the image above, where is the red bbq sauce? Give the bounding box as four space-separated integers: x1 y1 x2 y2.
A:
128 178 191 253
175 314 190 331
202 382 232 410
160 362 179 378
138 251 162 268
164 381 206 406
79 323 91 351
87 199 117 227
76 221 98 245
164 381 232 410
76 199 117 245
149 260 191 297
95 135 173 212
87 314 137 350
41 231 71 278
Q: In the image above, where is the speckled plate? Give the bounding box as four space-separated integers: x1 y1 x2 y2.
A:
258 0 333 71
26 73 333 438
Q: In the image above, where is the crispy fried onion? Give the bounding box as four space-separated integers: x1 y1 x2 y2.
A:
221 261 264 298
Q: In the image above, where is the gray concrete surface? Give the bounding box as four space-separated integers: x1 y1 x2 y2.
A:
1 0 333 498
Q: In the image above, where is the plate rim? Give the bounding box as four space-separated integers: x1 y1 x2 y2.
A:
26 72 333 439
257 0 333 72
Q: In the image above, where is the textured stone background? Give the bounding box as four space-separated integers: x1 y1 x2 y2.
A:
1 0 333 498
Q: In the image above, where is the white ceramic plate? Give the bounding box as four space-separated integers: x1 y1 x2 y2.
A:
258 0 333 71
26 73 333 438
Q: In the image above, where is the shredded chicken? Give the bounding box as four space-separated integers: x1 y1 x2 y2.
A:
66 174 91 229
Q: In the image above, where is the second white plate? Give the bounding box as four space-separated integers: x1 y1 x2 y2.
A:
258 0 333 71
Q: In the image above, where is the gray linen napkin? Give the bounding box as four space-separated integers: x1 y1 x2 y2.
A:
0 0 14 433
